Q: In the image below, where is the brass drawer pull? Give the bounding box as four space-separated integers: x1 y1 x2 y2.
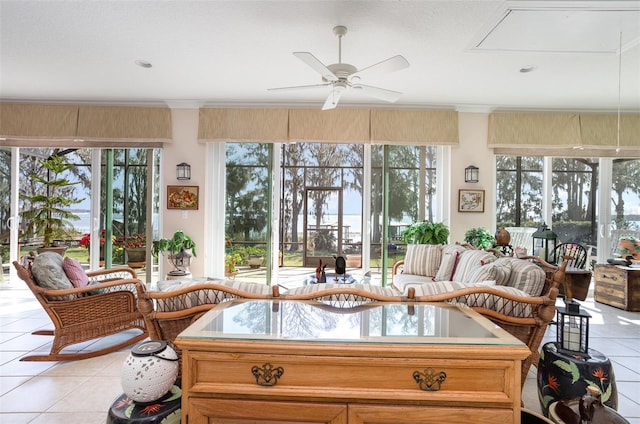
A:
251 363 284 386
603 274 617 281
413 368 447 391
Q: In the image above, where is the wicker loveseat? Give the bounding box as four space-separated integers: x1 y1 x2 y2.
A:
389 245 566 384
138 253 564 388
13 258 147 361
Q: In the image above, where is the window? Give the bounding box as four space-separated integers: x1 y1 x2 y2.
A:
496 156 543 227
224 142 442 285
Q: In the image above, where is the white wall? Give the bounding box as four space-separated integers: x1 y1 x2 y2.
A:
161 108 207 276
162 110 497 275
449 112 495 244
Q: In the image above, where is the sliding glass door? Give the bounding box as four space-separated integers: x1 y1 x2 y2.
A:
2 147 159 282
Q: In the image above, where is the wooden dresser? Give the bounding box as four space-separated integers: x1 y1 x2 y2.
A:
175 300 530 424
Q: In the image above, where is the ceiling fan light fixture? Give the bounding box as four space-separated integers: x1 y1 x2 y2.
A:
269 25 410 110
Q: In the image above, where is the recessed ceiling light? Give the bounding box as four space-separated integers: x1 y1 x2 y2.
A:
519 65 536 73
135 60 152 68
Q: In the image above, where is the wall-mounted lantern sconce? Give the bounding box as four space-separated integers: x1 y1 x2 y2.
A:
176 163 191 180
465 165 479 183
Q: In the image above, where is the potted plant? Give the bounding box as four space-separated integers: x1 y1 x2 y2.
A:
401 221 450 245
225 252 241 277
464 227 496 249
21 154 83 255
118 233 147 268
152 230 197 276
246 246 266 268
79 230 112 265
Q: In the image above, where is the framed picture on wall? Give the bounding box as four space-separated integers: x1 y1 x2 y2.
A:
458 189 485 213
167 185 199 210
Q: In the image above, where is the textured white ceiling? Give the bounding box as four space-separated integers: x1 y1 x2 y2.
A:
1 0 639 112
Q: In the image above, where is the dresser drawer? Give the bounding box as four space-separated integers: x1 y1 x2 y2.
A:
184 351 518 407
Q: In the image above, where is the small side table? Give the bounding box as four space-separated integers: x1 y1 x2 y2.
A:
537 342 618 417
107 385 181 424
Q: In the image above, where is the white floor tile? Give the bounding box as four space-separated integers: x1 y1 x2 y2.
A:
1 273 639 422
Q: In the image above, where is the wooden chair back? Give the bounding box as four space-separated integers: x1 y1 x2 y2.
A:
552 243 588 269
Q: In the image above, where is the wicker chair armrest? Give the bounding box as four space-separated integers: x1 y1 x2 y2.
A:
282 286 410 305
145 282 276 300
412 286 555 320
518 255 558 272
37 278 142 299
141 282 278 313
413 285 551 305
391 260 404 276
86 266 137 282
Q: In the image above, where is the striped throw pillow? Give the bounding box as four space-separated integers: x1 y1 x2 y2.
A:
451 250 497 283
463 262 497 284
434 244 467 281
504 259 545 296
403 244 442 277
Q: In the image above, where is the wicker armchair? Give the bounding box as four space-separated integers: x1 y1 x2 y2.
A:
12 261 147 361
409 257 567 387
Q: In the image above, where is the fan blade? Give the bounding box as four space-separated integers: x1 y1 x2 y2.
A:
322 87 345 110
293 52 338 82
351 55 409 79
355 84 403 103
268 83 330 92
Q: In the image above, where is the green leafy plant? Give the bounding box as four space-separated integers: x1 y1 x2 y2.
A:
401 221 449 245
153 230 197 274
21 155 83 247
464 227 495 249
225 252 241 274
152 230 197 257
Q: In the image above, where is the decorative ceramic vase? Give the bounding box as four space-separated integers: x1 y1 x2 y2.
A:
121 340 179 403
495 227 511 246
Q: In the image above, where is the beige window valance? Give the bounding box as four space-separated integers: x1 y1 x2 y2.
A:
198 107 459 145
198 108 289 142
288 109 370 143
370 109 459 145
0 104 78 139
488 111 640 157
0 104 171 146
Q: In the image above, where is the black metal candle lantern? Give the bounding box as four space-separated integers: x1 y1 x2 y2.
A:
532 223 557 263
556 304 591 356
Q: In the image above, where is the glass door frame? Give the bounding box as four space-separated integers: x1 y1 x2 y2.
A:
303 186 343 268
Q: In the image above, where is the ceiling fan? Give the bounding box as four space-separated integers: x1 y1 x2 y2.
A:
269 26 410 110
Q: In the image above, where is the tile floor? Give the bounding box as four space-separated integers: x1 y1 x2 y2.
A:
1 274 639 423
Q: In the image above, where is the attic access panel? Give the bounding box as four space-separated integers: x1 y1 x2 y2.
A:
472 6 640 54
